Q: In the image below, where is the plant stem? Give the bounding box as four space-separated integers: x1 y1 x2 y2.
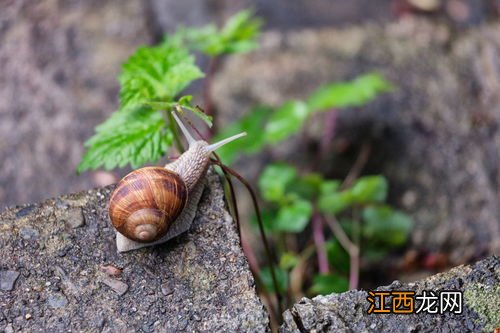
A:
312 211 329 274
341 141 371 189
240 234 280 324
289 244 315 300
323 214 360 290
215 156 241 240
211 159 284 317
162 110 184 153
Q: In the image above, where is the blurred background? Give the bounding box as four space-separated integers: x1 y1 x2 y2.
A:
1 0 499 307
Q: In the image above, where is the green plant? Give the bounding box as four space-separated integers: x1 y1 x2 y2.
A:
214 73 393 164
78 9 261 172
257 167 412 295
78 9 413 322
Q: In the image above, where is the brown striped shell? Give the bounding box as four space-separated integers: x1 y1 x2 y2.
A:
108 167 188 243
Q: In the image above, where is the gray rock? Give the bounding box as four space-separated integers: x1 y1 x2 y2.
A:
58 207 85 229
0 170 269 332
19 228 39 240
213 19 500 265
0 0 152 210
0 270 20 291
101 277 129 296
47 293 69 309
281 255 499 332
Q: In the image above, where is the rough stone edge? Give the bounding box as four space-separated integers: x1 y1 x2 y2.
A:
280 255 499 332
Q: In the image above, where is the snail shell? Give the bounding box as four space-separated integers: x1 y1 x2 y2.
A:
108 111 246 252
108 167 188 243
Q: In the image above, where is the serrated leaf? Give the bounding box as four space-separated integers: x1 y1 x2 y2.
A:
214 106 270 164
119 43 204 111
78 106 172 172
265 100 309 144
310 273 349 295
258 163 298 202
362 206 413 247
350 175 388 204
307 73 393 112
274 198 313 233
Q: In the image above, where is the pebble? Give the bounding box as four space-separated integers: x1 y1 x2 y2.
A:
161 283 174 296
0 270 20 291
60 207 85 229
19 228 39 240
101 277 129 296
15 205 35 218
100 265 122 277
25 313 32 320
47 293 68 308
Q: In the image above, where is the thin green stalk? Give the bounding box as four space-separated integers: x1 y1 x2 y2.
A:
162 110 184 153
211 159 284 318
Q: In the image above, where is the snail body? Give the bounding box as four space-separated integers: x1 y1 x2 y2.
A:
109 112 245 252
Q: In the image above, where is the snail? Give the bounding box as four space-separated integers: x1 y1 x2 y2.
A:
109 112 246 252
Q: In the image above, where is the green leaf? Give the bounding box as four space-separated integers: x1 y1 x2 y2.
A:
171 9 262 56
325 240 350 274
318 190 354 215
310 273 349 295
143 96 213 128
214 106 271 164
260 266 288 294
177 95 193 106
119 43 204 111
307 73 393 112
249 209 278 233
78 106 172 172
265 100 309 144
350 175 388 204
362 206 413 247
320 180 341 196
279 252 299 270
258 163 297 202
274 198 313 233
288 173 324 201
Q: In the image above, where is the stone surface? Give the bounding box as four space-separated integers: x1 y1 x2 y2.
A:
0 271 20 291
280 255 499 332
0 0 152 210
57 207 85 229
213 19 500 266
0 170 269 332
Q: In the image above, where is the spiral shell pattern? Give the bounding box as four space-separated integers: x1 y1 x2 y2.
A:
108 167 188 243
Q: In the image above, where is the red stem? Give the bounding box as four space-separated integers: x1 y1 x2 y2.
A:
323 214 360 290
312 211 329 274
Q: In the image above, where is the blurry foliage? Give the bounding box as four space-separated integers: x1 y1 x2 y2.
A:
255 165 412 295
168 9 262 56
215 73 393 164
78 9 413 310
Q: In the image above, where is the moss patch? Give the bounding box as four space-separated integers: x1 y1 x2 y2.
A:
464 283 500 332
